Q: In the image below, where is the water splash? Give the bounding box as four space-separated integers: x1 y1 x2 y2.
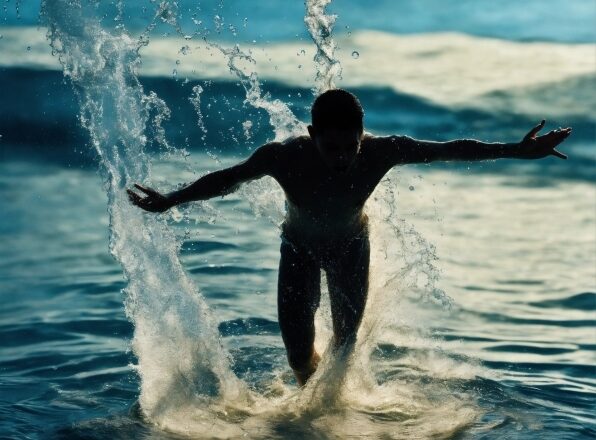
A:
304 0 342 94
41 0 249 426
41 0 479 436
197 41 304 226
204 19 476 434
213 42 305 142
189 84 208 141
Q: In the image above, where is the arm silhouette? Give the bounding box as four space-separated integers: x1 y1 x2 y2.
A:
383 120 571 165
127 143 279 212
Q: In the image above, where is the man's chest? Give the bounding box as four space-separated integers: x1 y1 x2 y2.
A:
275 161 383 211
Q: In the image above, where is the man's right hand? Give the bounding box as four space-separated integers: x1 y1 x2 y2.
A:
127 184 173 212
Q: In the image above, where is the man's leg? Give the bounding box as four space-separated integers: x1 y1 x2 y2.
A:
325 233 370 349
277 240 322 386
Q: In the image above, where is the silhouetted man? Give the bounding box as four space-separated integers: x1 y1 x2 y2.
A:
128 89 571 385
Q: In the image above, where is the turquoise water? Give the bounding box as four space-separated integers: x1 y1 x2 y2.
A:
1 1 595 438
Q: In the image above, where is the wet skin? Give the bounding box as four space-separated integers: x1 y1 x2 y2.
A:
128 121 571 385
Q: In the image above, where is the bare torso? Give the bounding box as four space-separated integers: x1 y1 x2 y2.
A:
269 135 390 246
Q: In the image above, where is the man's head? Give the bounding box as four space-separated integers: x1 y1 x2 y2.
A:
308 89 364 173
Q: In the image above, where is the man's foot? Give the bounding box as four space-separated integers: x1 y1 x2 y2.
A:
293 351 321 386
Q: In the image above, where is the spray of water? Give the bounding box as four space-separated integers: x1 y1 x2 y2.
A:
186 27 479 436
193 41 304 225
41 0 251 427
42 0 480 437
189 84 208 141
304 0 342 94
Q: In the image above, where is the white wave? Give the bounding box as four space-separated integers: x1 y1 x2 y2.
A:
0 26 60 70
3 26 593 117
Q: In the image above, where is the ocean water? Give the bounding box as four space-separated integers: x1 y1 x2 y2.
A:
1 1 595 439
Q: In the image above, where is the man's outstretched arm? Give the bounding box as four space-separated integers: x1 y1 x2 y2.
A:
382 121 571 165
127 142 279 212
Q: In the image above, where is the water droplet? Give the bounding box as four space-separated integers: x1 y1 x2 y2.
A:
298 64 302 69
351 50 359 59
172 69 178 78
300 49 306 55
175 59 180 65
26 46 31 51
409 185 415 191
183 34 192 40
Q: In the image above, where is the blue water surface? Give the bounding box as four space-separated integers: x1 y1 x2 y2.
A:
1 0 595 439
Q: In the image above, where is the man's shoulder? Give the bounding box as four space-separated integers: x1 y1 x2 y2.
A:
362 133 418 155
359 133 418 169
362 133 414 146
262 135 312 162
258 134 311 153
249 135 311 175
282 134 312 150
360 133 390 156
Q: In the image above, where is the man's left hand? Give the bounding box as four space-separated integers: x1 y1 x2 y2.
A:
517 120 571 160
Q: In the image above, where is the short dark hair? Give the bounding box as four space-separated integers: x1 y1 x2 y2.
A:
311 89 364 132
